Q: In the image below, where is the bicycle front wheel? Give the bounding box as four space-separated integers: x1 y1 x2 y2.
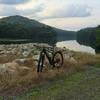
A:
37 52 45 72
52 51 63 68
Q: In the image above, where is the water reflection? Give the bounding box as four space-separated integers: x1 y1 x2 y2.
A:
56 40 95 54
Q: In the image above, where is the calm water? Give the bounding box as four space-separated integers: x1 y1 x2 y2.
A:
56 40 95 54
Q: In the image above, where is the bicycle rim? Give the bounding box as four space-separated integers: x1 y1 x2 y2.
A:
52 51 63 68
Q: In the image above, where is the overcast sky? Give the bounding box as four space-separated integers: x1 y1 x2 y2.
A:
0 0 100 31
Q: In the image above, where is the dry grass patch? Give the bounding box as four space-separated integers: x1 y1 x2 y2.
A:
63 58 86 73
73 52 100 66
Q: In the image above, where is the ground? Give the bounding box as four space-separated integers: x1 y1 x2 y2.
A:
0 44 100 100
15 66 100 100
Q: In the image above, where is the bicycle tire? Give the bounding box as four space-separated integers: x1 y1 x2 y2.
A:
52 51 63 68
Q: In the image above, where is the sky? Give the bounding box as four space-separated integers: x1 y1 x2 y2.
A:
0 0 100 31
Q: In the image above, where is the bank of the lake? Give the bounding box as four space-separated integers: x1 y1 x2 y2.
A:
56 40 95 54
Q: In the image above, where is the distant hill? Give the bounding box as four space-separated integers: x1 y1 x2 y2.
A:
0 15 76 45
77 25 100 53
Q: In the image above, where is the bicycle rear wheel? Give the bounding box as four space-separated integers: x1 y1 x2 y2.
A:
52 51 63 68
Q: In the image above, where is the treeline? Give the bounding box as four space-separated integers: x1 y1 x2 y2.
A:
0 15 76 45
77 25 100 53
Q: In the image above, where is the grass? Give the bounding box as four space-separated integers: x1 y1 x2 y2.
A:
0 51 100 99
95 62 100 68
73 52 100 65
16 67 100 100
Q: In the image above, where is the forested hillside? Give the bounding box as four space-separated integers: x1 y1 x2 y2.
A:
77 25 100 53
0 15 75 45
0 15 57 45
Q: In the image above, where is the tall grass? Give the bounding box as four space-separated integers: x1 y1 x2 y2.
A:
0 51 99 96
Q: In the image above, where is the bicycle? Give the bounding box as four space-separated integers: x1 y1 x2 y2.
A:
34 45 63 72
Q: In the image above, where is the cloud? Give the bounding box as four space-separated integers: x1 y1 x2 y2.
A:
0 0 92 20
0 6 19 16
39 4 92 20
41 17 100 31
66 4 91 17
0 0 31 5
0 3 44 17
19 3 44 17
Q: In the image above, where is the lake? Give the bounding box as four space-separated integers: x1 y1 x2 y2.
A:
56 40 95 54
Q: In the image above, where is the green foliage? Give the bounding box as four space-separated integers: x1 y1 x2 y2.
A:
95 27 100 53
77 25 100 53
77 28 96 48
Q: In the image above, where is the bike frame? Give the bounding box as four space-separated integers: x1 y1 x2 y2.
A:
41 48 54 65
